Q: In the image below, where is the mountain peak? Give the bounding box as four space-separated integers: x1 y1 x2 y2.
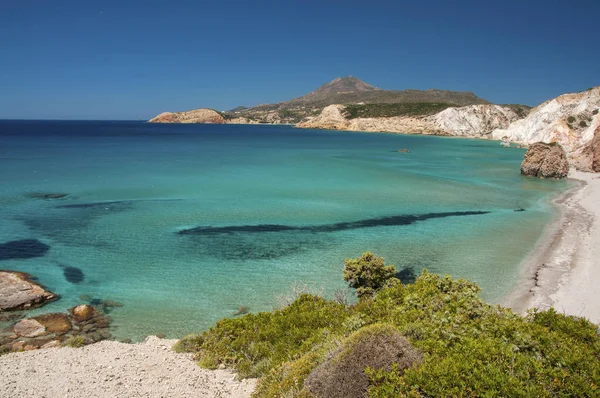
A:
317 76 381 94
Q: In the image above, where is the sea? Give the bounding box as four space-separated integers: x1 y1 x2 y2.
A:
0 121 570 340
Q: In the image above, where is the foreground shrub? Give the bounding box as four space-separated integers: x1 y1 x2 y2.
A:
185 294 349 378
179 268 600 397
304 324 422 398
343 252 397 298
64 335 85 348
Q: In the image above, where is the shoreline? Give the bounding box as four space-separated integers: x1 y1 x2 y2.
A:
504 171 600 324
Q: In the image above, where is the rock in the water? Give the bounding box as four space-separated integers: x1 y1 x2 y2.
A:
520 142 570 179
0 239 50 261
0 271 58 311
41 340 61 349
63 266 84 284
25 193 69 200
148 108 226 124
33 313 72 335
69 304 99 322
13 319 47 338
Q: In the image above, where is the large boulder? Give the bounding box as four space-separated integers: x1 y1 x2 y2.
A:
69 304 99 322
521 142 570 179
304 324 422 398
0 271 57 311
13 319 47 338
592 126 600 172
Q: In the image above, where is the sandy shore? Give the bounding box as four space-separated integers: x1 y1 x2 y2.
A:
0 336 255 398
505 170 600 324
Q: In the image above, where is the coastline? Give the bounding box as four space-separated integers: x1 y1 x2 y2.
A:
504 171 600 324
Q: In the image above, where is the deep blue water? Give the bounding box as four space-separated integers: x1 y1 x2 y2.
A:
0 121 568 340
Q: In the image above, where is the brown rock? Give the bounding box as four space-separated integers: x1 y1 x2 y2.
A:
0 271 58 311
10 341 25 351
592 126 600 172
521 142 570 179
69 304 99 322
41 340 61 349
23 345 36 351
13 319 46 338
33 313 72 335
148 108 226 124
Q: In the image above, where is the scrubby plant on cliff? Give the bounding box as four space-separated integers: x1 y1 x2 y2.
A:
343 252 398 298
178 264 600 397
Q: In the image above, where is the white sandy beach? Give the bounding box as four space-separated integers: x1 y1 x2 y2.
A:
0 336 255 398
507 171 600 324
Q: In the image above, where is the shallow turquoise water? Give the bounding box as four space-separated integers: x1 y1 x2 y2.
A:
0 121 569 340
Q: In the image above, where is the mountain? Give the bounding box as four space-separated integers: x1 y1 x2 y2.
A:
246 76 489 112
149 76 491 124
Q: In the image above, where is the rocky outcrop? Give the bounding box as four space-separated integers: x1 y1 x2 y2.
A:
520 143 570 179
297 103 522 136
1 304 114 352
428 104 524 137
592 126 600 172
493 87 600 170
0 271 57 311
148 108 226 124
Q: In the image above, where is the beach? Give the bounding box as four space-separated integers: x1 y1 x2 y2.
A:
506 171 600 324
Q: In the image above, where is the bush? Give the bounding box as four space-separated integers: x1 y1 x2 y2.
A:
189 294 349 378
180 265 600 397
343 252 397 298
593 109 598 115
567 116 576 123
64 336 86 348
580 120 588 128
304 324 422 398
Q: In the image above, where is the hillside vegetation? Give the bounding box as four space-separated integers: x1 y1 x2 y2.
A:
343 103 457 119
175 253 600 397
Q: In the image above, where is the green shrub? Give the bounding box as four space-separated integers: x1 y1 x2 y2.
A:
182 266 600 397
191 294 349 378
64 336 86 348
0 345 10 356
344 103 455 119
173 334 203 353
567 116 576 123
580 120 588 128
593 109 598 115
343 252 398 298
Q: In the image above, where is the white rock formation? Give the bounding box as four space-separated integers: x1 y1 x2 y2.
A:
429 105 522 137
297 104 522 136
492 87 600 169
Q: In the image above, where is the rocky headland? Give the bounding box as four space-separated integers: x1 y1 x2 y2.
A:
148 108 225 124
0 271 57 311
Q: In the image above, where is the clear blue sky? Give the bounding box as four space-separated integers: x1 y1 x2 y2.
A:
1 0 599 120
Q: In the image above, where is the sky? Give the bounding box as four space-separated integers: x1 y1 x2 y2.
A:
1 0 599 120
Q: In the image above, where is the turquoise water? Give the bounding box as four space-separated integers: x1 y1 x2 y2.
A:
0 121 568 340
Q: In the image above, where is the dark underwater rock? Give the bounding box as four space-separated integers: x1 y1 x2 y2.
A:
25 193 68 200
62 266 85 284
0 239 50 261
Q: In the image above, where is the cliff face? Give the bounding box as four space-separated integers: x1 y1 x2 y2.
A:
428 105 523 137
297 104 522 136
491 87 600 170
148 108 225 124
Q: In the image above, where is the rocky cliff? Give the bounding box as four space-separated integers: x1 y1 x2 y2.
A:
296 104 524 136
148 108 225 124
492 87 600 171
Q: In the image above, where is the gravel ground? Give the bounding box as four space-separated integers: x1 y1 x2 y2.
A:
0 336 255 398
